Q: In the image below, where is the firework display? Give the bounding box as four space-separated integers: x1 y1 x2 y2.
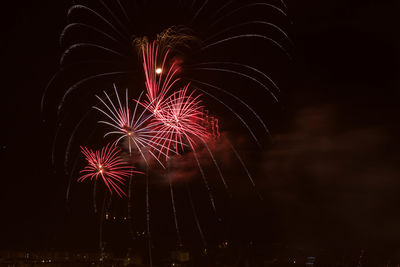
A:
42 0 290 262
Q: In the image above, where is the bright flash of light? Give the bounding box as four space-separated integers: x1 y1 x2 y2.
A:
156 68 162 74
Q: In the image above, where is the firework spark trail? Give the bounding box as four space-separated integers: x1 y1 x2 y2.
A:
127 173 135 239
64 109 94 174
191 61 281 93
99 193 107 256
41 61 130 118
168 174 182 246
93 178 98 213
41 69 63 118
204 21 293 46
66 157 80 203
228 141 263 200
79 143 135 197
145 170 153 267
107 193 113 210
67 5 128 41
116 0 132 27
279 0 288 9
191 0 208 23
51 122 65 167
186 183 207 247
209 0 234 20
192 67 278 101
60 43 126 66
187 78 270 136
57 71 135 115
203 141 228 191
201 34 291 60
60 23 121 46
210 3 289 29
98 0 131 36
192 149 217 214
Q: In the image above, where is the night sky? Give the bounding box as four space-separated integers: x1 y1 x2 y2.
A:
2 0 400 252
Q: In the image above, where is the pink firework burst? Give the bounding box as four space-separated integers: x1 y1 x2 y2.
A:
150 84 209 158
79 143 137 197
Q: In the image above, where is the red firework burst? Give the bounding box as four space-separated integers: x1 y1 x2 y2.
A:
150 84 209 158
78 143 137 197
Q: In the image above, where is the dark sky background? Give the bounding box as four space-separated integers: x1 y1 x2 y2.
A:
2 0 400 253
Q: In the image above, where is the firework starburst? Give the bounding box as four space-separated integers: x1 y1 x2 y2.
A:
79 143 136 197
149 84 208 158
